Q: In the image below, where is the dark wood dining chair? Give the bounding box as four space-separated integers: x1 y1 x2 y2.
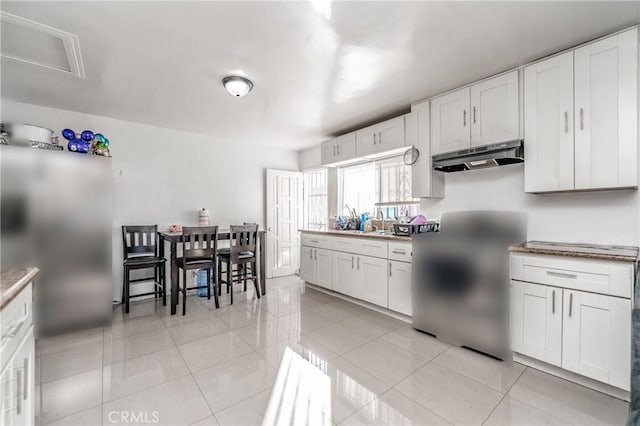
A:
217 224 260 304
177 226 219 315
121 225 167 314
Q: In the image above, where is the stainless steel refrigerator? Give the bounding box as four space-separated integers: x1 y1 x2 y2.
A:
1 145 112 337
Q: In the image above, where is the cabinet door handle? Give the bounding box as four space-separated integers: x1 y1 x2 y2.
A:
337 144 341 155
473 107 477 124
463 109 467 126
569 293 573 318
546 271 577 279
357 257 360 270
552 290 555 314
579 108 584 130
373 133 376 145
379 131 382 143
309 250 312 259
332 145 336 156
16 368 22 415
352 256 354 269
564 111 568 133
23 357 28 401
392 249 406 255
389 262 392 277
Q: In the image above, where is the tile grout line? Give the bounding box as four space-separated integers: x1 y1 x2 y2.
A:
479 365 528 425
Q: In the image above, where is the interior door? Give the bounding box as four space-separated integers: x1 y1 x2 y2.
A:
574 28 638 190
510 281 562 366
430 87 471 155
524 52 574 192
470 70 519 147
562 289 631 390
266 169 302 278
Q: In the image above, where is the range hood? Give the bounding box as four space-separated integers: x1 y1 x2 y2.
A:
432 140 524 172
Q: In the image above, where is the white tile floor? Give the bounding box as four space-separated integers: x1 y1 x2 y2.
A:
36 275 630 426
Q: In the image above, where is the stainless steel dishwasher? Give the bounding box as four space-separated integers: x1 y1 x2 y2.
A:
412 211 526 360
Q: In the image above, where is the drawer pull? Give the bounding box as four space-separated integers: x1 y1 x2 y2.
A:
392 249 406 255
310 240 319 243
546 271 577 279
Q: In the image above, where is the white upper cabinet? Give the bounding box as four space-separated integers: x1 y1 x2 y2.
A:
321 132 357 165
356 116 405 157
574 28 638 190
431 87 471 155
525 28 638 193
471 70 520 147
524 52 575 192
407 101 444 198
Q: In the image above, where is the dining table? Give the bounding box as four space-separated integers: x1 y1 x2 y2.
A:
158 229 267 315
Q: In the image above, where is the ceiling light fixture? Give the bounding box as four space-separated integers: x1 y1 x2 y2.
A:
222 75 253 98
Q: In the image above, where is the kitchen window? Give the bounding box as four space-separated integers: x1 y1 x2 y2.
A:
303 169 328 230
338 155 418 218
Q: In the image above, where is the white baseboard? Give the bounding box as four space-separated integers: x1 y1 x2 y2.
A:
513 353 630 401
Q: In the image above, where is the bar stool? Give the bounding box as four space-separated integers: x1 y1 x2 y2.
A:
217 224 260 304
177 226 219 315
121 225 167 314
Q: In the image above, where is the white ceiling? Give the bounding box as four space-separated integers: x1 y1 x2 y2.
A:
1 1 638 150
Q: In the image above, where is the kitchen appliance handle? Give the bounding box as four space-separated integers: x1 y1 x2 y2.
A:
552 290 555 314
546 271 577 279
564 111 568 133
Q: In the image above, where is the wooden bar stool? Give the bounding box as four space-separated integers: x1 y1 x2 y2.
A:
217 224 260 304
121 225 167 314
177 226 219 315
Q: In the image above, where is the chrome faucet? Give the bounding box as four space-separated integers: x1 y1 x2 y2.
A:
376 209 385 233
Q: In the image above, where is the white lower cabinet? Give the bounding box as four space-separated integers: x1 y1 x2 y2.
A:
388 261 412 316
301 234 412 314
562 289 631 390
511 280 562 366
300 246 333 290
510 254 632 392
333 252 357 296
358 256 388 307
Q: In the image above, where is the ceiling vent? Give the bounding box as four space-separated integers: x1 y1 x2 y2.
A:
0 11 85 79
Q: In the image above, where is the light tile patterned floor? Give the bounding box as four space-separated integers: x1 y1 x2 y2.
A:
36 275 630 426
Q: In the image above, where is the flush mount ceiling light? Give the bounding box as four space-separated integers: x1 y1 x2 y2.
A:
222 75 253 98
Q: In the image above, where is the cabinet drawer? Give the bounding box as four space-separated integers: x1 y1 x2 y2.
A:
511 254 633 298
357 240 388 258
301 234 333 249
388 242 412 262
1 282 33 372
333 237 360 253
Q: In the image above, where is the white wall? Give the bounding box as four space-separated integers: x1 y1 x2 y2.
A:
298 145 322 170
2 100 300 300
420 164 639 246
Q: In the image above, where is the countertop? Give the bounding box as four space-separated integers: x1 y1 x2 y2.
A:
300 229 412 242
1 268 38 309
509 241 639 263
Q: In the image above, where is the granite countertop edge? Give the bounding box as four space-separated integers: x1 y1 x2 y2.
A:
299 229 412 242
1 268 39 310
509 241 639 263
